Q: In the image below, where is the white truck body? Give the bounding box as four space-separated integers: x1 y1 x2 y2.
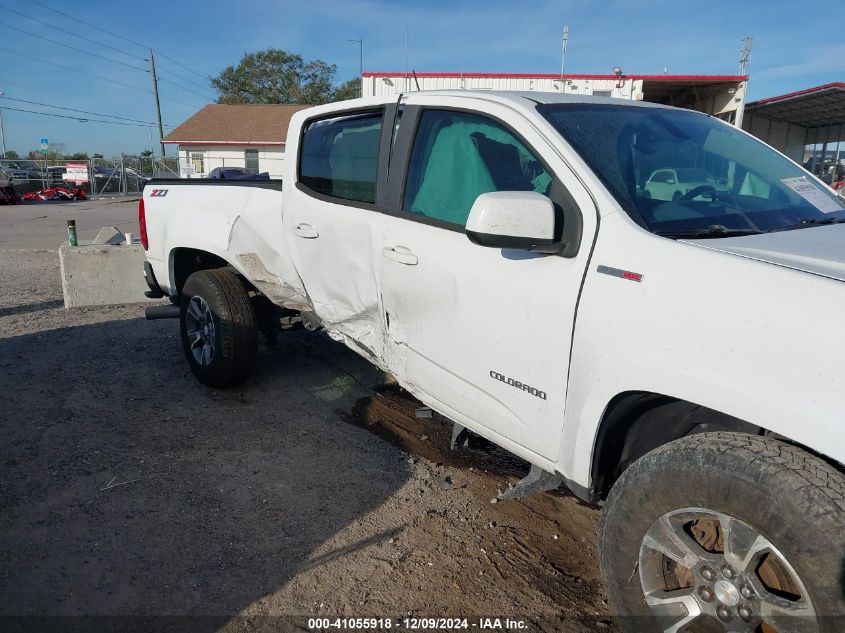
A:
142 90 845 497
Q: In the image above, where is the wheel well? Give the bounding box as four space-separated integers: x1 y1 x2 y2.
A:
590 392 762 502
170 248 230 295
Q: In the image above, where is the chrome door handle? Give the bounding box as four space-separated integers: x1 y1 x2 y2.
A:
292 223 319 239
382 245 418 266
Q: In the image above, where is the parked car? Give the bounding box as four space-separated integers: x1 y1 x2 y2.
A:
141 92 845 631
206 166 270 180
45 165 69 186
644 167 729 201
0 159 43 181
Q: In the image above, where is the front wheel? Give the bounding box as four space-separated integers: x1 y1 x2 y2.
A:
600 432 845 632
179 268 257 387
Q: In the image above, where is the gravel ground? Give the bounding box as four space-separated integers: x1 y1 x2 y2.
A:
0 249 612 632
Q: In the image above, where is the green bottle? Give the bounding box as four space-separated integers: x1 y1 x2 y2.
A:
67 220 78 247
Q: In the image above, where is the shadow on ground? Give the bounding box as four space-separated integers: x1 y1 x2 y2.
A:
0 317 407 631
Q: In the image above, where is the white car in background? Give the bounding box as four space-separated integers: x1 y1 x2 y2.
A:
644 167 728 201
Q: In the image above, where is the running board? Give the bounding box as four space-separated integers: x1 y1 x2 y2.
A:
497 464 564 501
145 305 180 320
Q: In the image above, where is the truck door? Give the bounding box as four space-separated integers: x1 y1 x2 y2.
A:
376 102 596 461
284 107 391 365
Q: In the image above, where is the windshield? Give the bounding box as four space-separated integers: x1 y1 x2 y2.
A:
538 104 845 236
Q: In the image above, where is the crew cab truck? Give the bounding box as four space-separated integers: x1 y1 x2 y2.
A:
141 91 845 632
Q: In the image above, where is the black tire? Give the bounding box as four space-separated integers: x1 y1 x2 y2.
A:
672 190 682 201
179 268 257 387
600 432 845 632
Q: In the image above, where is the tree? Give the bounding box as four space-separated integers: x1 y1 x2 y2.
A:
93 153 104 159
28 150 60 160
212 49 354 105
3 150 18 159
140 150 153 157
332 78 361 101
65 152 89 160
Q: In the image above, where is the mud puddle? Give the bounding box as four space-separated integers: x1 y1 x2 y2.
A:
344 384 616 631
345 384 529 480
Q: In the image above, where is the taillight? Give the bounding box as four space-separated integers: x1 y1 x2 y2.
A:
139 198 148 250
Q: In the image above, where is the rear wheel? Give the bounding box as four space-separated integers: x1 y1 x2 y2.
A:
600 432 845 632
179 269 257 387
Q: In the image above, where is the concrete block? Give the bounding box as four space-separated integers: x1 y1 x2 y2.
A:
59 244 159 308
92 225 126 245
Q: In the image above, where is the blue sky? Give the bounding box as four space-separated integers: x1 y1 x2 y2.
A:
1 0 842 157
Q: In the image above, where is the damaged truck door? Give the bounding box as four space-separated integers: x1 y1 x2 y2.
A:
375 102 593 463
286 109 389 365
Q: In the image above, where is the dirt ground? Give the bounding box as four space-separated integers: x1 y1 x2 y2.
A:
0 249 613 632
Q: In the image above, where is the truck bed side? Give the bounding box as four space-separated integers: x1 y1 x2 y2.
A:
142 178 308 309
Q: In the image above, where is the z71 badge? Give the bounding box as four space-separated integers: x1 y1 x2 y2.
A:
490 371 547 400
149 189 168 197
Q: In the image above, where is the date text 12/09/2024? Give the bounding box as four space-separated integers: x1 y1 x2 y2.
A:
307 618 528 630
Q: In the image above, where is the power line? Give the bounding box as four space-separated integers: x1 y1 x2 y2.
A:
156 76 213 101
153 50 210 82
25 0 211 83
0 96 174 127
0 105 174 128
0 45 151 95
0 2 145 62
0 20 149 72
0 19 211 101
26 0 148 49
0 45 205 110
154 64 214 96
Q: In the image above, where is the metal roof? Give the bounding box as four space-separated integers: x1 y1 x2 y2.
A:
745 83 845 128
363 71 748 82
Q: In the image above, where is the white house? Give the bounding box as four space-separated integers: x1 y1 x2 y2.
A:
163 104 311 178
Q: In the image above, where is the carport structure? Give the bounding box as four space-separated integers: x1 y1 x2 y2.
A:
743 82 845 177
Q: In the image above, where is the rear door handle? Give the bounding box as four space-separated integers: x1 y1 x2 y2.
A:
292 223 319 239
382 245 418 266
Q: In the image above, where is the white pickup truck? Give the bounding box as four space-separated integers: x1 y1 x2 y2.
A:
141 91 845 632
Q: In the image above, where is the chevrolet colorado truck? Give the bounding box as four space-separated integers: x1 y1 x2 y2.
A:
141 91 845 632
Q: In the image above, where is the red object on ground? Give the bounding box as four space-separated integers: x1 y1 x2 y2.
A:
22 187 88 201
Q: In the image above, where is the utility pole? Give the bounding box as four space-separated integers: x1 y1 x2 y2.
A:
348 37 363 97
735 37 753 129
0 90 6 157
149 50 165 158
560 26 569 83
739 37 753 76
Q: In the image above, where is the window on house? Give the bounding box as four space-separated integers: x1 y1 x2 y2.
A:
190 152 204 174
245 149 259 172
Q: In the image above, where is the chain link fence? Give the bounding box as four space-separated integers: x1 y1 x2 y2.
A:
3 156 181 199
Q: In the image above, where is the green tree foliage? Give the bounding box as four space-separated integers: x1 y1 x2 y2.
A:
140 150 153 157
65 152 89 160
3 150 19 159
333 78 362 101
212 49 357 105
27 150 60 160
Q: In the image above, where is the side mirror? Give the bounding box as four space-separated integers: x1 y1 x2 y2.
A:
466 191 556 252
